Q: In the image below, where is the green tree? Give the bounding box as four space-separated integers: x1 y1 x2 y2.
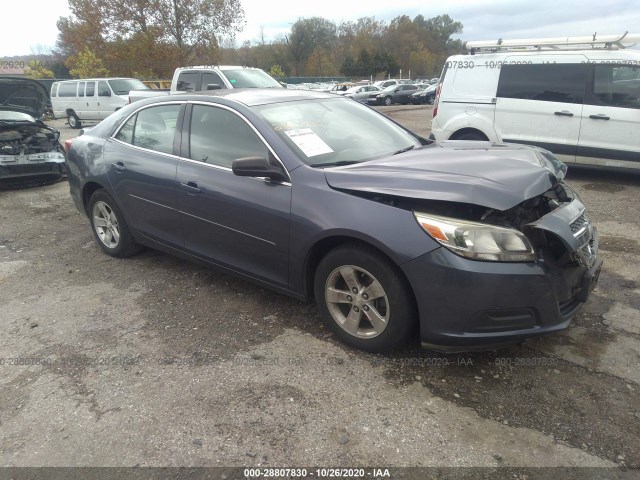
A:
24 60 55 79
269 64 285 78
65 47 110 78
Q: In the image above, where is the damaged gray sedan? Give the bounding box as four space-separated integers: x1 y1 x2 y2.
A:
67 90 602 352
0 77 66 187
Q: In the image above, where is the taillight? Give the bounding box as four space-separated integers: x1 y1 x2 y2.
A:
432 83 442 118
64 138 74 155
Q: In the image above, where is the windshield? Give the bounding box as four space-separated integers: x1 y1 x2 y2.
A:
108 79 148 95
381 85 397 93
223 69 282 88
253 98 420 167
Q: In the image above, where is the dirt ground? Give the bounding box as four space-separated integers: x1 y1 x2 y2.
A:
0 106 639 471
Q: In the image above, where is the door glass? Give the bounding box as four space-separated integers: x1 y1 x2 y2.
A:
115 114 136 144
98 81 111 97
78 82 85 97
119 104 181 154
497 63 587 104
592 65 640 109
202 72 226 90
176 72 199 91
86 81 95 97
189 105 269 168
58 82 77 97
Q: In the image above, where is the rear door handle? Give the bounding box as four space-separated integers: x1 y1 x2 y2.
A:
589 114 610 120
554 110 574 117
112 161 127 173
180 181 201 195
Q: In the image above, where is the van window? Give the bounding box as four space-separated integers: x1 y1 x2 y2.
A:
51 84 58 97
78 82 85 97
177 72 199 91
58 82 78 97
497 64 587 104
591 64 640 109
86 82 95 97
98 81 110 97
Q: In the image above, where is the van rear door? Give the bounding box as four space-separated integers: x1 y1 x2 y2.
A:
494 55 587 164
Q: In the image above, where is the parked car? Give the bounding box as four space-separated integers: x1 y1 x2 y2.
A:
344 85 382 102
431 33 640 170
128 66 282 103
410 83 438 104
372 84 419 105
1 77 66 187
51 78 148 129
67 89 601 353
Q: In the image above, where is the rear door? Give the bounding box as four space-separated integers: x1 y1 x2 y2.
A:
97 81 114 119
494 56 588 163
105 103 184 247
578 63 640 168
84 81 99 119
176 103 291 287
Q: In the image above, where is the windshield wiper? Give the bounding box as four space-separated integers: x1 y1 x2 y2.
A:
311 160 362 168
393 145 415 155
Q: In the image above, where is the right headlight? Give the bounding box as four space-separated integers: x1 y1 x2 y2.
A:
414 212 536 262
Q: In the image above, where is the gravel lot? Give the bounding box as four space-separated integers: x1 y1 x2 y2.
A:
1 105 639 470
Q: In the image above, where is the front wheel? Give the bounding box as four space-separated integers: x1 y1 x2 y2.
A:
89 189 141 258
314 245 416 352
67 112 81 129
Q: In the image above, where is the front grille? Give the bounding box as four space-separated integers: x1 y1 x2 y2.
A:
570 213 589 237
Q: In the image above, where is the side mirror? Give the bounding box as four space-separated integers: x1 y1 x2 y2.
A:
206 83 222 90
232 156 288 182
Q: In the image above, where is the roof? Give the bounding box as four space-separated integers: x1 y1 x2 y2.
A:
170 88 337 107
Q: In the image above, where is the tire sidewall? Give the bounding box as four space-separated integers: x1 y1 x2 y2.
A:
68 112 81 129
314 246 415 352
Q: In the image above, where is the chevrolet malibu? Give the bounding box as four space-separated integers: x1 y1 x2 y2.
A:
67 90 602 352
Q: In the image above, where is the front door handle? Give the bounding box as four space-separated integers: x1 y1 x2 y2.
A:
554 110 574 117
112 161 127 173
180 181 201 195
589 114 610 120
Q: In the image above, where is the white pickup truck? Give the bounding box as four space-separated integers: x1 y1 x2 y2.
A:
128 65 282 103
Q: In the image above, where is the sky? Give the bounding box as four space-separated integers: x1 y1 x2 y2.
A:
1 0 640 57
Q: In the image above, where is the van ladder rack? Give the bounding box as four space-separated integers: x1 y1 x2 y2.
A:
465 32 640 53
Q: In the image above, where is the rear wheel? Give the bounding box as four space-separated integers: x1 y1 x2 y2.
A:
67 112 81 129
427 95 436 105
383 96 392 106
314 245 416 352
89 189 141 258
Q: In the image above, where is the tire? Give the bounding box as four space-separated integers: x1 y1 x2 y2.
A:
67 112 81 129
383 96 392 106
427 95 435 105
454 132 487 141
88 189 141 258
314 244 416 352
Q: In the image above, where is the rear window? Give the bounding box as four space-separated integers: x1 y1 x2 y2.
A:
497 63 587 104
58 82 77 97
177 72 199 91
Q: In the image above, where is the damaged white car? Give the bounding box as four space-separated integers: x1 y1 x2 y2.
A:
0 77 66 187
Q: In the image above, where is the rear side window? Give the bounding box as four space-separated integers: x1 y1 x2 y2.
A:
114 104 181 155
591 64 640 109
78 82 85 97
177 72 199 91
58 82 77 97
86 82 95 97
497 64 587 104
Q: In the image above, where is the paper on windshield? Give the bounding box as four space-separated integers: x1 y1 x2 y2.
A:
284 128 333 157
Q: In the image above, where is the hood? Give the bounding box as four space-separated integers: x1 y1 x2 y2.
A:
324 141 567 211
0 77 49 119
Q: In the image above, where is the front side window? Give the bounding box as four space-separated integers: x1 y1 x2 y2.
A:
591 64 640 109
202 72 226 90
86 81 95 97
114 104 181 155
189 105 269 168
497 63 587 104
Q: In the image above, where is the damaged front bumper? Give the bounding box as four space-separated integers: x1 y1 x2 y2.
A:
0 151 67 186
402 197 602 352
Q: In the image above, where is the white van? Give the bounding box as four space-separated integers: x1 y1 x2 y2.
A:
51 78 148 129
430 33 640 170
